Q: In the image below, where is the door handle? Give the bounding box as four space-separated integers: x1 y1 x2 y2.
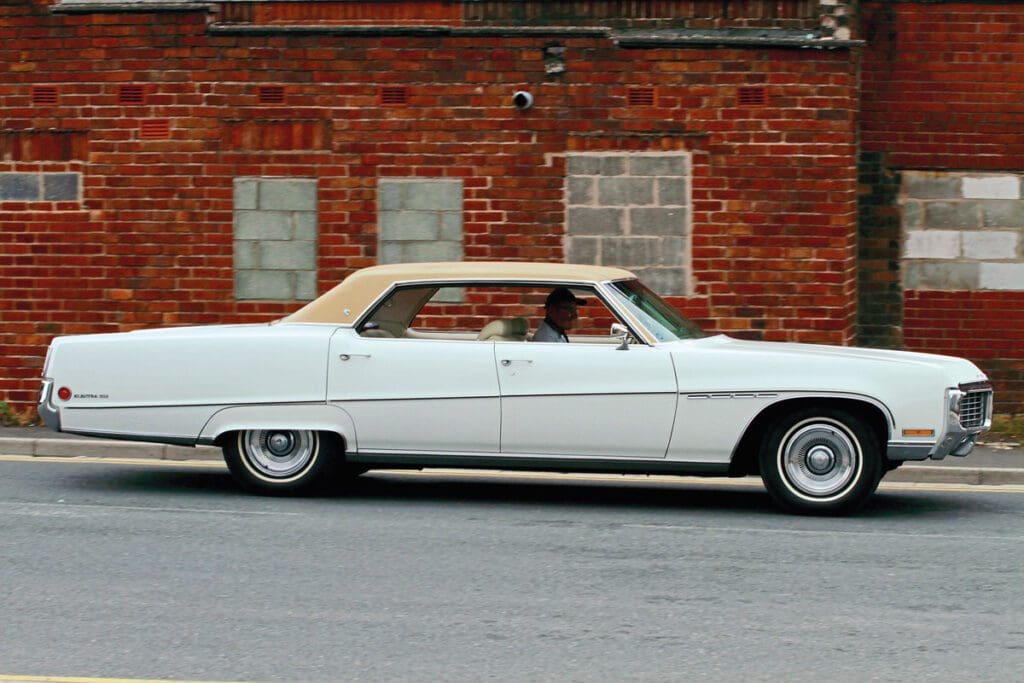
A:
500 359 533 366
339 353 372 361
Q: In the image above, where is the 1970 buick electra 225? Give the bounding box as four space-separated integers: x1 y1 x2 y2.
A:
39 262 993 514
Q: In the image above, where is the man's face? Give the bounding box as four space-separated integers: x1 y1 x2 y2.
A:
547 301 579 331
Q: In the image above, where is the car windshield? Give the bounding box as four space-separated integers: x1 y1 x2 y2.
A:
606 279 704 342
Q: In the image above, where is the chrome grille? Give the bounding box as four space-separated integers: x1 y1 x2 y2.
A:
959 390 990 429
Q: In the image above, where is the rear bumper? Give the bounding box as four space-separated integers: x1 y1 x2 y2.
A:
37 379 61 432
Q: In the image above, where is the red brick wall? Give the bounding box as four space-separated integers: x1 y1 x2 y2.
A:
860 1 1024 171
0 0 859 412
860 1 1024 413
905 292 1024 411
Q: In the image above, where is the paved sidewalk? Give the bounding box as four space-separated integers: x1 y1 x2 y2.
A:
3 426 1023 485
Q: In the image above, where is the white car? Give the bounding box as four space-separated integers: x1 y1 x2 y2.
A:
38 262 993 514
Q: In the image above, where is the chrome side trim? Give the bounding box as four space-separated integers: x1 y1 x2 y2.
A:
349 451 732 476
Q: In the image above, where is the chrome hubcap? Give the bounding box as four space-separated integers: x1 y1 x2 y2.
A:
781 421 859 497
806 445 836 474
267 432 295 456
243 430 316 479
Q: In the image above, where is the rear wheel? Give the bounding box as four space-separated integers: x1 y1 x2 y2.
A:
223 429 335 494
759 408 882 515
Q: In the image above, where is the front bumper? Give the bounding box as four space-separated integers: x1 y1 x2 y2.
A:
887 381 993 461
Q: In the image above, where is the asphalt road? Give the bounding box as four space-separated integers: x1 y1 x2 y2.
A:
1 457 1023 682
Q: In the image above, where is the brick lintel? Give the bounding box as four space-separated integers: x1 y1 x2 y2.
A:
203 23 861 48
613 29 863 50
207 24 609 38
52 1 212 14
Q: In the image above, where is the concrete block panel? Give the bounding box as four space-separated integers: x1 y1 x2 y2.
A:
566 155 602 176
293 213 318 241
903 172 961 199
601 236 656 267
904 262 979 290
440 212 463 242
377 181 404 211
234 177 319 301
979 263 1024 291
259 241 317 271
630 266 688 297
598 177 654 206
565 152 692 295
42 173 80 201
379 242 403 264
378 178 464 267
380 212 441 241
233 241 259 269
962 175 1020 200
566 236 599 264
602 236 684 267
657 178 688 206
630 155 688 176
923 201 980 229
233 178 258 210
981 200 1024 228
236 270 294 300
294 272 318 301
567 177 594 206
403 240 463 262
404 180 463 211
258 179 317 211
630 207 687 236
0 173 40 201
962 231 1019 260
902 202 923 229
235 211 293 240
904 230 961 259
600 157 626 176
567 207 624 235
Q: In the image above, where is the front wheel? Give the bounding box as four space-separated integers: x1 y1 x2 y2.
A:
223 429 335 494
759 409 882 515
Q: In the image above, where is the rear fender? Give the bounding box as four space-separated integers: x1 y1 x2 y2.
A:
198 404 358 452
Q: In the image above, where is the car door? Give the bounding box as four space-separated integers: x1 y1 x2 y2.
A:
326 329 500 454
496 342 678 459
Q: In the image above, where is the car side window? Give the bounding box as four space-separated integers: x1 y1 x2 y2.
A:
367 284 627 344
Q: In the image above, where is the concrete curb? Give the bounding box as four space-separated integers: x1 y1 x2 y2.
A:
0 436 221 461
3 436 1024 486
885 464 1024 486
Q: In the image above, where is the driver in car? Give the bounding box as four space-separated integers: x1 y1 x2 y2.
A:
533 287 584 343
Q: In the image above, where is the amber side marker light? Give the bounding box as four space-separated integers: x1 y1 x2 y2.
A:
902 429 935 437
57 387 72 401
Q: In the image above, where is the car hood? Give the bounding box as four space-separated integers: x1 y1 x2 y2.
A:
664 335 988 391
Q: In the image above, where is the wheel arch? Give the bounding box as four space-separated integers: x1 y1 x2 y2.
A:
199 403 357 453
728 395 891 477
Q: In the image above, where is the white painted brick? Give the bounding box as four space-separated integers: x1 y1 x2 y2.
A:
904 230 960 259
979 262 1024 290
962 175 1021 200
962 231 1019 260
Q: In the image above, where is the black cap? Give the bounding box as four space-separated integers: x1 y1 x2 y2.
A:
545 287 586 307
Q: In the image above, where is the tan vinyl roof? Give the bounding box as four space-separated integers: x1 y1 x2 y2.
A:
284 261 636 325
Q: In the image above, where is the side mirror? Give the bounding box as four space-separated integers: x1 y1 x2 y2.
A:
610 323 631 351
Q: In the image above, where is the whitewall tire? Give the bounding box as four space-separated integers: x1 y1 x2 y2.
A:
759 409 882 515
223 429 336 494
